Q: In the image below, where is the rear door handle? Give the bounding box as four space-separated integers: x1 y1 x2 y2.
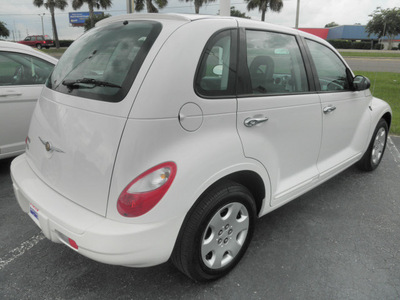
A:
244 117 269 127
323 105 336 114
0 91 22 97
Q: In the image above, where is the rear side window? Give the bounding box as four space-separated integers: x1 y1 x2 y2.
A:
0 51 54 86
195 29 237 98
242 30 309 96
47 21 162 102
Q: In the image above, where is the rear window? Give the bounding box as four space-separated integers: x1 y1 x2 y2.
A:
46 20 162 102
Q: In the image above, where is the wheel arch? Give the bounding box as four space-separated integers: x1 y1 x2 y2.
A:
382 111 392 130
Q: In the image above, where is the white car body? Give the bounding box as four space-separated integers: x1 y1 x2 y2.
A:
0 41 57 159
11 14 391 280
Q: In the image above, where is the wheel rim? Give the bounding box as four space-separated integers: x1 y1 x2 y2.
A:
201 202 249 269
371 127 386 165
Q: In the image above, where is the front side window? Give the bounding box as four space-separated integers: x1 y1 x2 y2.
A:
244 30 309 96
0 51 54 86
306 39 350 92
47 21 162 102
195 29 236 97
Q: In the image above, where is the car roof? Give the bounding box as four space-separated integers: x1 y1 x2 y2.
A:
95 13 333 52
96 13 320 38
0 41 58 64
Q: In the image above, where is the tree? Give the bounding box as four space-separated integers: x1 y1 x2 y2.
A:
325 22 339 28
366 7 400 50
179 0 215 14
230 6 250 19
33 0 68 49
0 21 10 39
245 0 283 22
84 13 110 31
72 0 112 28
135 0 167 13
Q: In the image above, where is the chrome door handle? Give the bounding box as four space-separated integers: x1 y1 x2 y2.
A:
323 105 336 114
244 117 269 127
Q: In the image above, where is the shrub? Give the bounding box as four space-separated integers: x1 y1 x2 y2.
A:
58 40 74 47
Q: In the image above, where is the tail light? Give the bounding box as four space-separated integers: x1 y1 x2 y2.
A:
117 162 177 217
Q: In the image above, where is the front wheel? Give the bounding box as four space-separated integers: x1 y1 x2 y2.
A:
172 181 256 281
357 118 388 171
36 44 42 50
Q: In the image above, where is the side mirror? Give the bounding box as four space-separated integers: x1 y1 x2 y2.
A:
353 75 371 91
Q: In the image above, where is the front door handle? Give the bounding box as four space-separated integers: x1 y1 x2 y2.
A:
244 117 269 127
323 105 336 114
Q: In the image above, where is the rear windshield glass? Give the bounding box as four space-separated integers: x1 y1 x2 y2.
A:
46 20 162 102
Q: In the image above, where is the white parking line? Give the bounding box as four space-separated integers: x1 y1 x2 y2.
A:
0 232 45 270
387 136 400 166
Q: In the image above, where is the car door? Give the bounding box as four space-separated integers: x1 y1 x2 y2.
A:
0 50 54 158
236 29 322 207
304 39 371 178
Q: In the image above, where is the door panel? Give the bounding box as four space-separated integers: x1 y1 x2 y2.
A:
0 86 41 155
317 91 371 176
237 95 322 205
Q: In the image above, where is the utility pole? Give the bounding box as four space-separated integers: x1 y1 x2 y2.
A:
219 0 230 16
126 0 134 13
38 13 45 36
295 0 300 28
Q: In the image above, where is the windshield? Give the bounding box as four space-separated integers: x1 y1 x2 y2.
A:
46 20 162 102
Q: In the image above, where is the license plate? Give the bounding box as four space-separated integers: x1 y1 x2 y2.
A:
29 203 39 221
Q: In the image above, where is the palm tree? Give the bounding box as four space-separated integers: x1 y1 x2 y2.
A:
245 0 283 22
72 0 112 28
33 0 68 48
134 0 167 13
179 0 215 14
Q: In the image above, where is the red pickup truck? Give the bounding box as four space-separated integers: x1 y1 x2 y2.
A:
18 35 54 49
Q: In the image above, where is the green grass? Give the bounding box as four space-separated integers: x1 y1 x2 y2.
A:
40 48 66 55
354 71 400 135
340 51 400 58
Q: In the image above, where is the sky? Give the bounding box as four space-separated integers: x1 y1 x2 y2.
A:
0 0 399 41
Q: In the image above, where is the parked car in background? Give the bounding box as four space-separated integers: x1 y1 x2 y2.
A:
0 41 57 160
11 14 391 281
18 35 54 49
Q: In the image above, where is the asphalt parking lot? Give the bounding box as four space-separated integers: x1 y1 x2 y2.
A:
1 136 400 299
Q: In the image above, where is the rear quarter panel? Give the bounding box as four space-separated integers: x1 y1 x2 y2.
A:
107 19 271 223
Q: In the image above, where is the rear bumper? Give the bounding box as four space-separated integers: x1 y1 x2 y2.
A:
11 154 182 267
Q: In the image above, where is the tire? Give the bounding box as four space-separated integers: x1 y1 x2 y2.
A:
357 118 388 171
36 44 42 49
172 180 256 282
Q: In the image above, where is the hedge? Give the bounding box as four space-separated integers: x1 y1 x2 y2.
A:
58 40 74 47
327 39 372 50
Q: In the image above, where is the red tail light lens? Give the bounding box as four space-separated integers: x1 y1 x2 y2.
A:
117 162 177 217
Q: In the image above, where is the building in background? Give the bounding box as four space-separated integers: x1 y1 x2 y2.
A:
299 25 400 50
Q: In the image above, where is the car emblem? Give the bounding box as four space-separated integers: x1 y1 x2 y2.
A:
38 137 65 153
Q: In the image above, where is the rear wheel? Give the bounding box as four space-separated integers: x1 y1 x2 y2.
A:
357 118 388 171
172 181 256 281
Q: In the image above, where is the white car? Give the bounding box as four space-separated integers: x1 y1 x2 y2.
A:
11 14 391 281
0 41 57 159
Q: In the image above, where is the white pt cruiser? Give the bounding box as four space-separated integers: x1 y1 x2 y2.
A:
11 14 392 281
